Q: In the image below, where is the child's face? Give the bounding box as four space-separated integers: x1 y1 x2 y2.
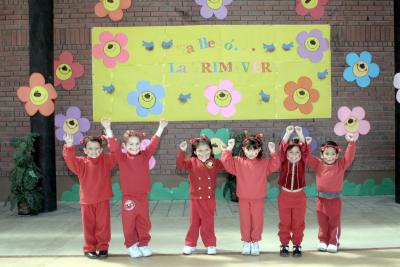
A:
321 147 339 164
194 144 211 162
286 146 301 163
83 141 103 158
243 147 261 160
124 136 141 155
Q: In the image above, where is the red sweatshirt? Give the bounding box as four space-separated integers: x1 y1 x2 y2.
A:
108 136 160 196
221 150 280 199
277 142 309 191
176 150 225 200
307 142 356 192
62 145 117 204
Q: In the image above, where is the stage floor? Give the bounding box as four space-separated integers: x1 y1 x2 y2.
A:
0 196 399 266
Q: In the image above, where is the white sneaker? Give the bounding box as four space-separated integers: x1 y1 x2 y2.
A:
139 246 152 257
318 242 328 252
327 244 338 253
182 246 196 255
250 242 260 256
128 243 143 258
207 246 217 255
242 242 251 255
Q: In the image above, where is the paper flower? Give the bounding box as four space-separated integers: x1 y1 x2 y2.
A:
93 31 129 68
343 51 380 88
204 80 241 117
54 51 84 90
283 76 319 114
141 139 156 169
17 73 57 116
128 80 165 117
280 127 318 152
200 128 231 158
195 0 232 20
296 0 329 20
94 0 131 21
297 29 329 63
55 106 90 145
334 106 370 141
393 73 400 103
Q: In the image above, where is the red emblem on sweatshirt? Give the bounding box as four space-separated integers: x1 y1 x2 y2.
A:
124 199 135 211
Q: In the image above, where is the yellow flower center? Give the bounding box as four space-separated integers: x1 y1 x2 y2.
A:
301 0 318 9
210 137 224 155
214 90 232 107
103 0 121 12
305 37 320 52
293 88 310 105
352 61 369 77
207 0 223 10
29 86 49 105
344 116 360 133
56 64 72 81
63 118 80 134
103 41 121 58
138 91 156 109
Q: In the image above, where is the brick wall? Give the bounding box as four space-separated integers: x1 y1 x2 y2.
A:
0 0 395 200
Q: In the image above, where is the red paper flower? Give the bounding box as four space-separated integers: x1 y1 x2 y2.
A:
17 73 57 116
54 51 84 90
283 76 319 114
94 0 132 21
296 0 329 20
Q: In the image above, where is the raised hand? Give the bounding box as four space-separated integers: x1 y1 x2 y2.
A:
305 136 312 145
227 138 235 150
268 142 275 153
286 125 294 134
63 133 74 147
100 117 111 130
159 119 168 128
294 126 303 134
179 141 187 151
345 133 354 142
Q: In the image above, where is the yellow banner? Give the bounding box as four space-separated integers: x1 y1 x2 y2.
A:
92 25 331 121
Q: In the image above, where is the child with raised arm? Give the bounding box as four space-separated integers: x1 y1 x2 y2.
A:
101 118 167 258
306 133 356 253
176 135 225 255
221 132 280 256
275 126 310 257
62 133 117 259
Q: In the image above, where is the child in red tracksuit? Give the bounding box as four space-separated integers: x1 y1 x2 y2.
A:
306 133 356 253
275 126 310 258
62 133 117 259
176 135 225 255
221 132 280 256
101 118 168 258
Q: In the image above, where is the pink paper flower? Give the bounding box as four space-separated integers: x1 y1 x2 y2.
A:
204 80 241 117
93 31 129 68
334 106 370 141
54 51 84 90
296 0 329 20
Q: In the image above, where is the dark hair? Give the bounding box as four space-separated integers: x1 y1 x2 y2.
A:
81 135 104 148
287 138 301 152
191 138 214 158
239 138 263 158
320 141 339 154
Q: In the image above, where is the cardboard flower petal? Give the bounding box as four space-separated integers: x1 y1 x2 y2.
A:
55 106 91 145
94 0 132 21
17 73 57 116
54 51 84 90
204 80 241 117
93 31 130 68
334 106 370 141
200 128 230 158
195 0 233 20
393 73 400 103
296 0 329 20
283 76 319 114
297 29 329 63
128 80 165 117
140 139 156 169
343 51 380 88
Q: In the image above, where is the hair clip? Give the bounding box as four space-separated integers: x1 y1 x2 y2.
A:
189 134 208 144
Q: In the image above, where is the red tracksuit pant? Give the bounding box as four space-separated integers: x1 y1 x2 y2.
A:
80 200 111 252
121 195 151 248
185 199 216 247
316 197 342 246
239 198 264 242
277 190 307 245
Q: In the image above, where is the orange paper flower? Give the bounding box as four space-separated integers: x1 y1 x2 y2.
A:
94 0 132 21
17 73 57 116
283 76 319 114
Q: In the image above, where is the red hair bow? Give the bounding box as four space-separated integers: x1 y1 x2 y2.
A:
189 134 208 144
243 130 263 141
127 131 146 138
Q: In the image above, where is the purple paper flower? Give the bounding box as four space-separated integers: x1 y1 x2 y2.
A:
55 106 90 145
297 29 329 63
195 0 232 20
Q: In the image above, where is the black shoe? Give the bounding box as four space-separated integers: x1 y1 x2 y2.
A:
98 250 108 259
293 245 302 257
280 244 289 257
84 251 98 259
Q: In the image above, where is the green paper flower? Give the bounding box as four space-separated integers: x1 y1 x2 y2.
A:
149 182 173 200
61 184 80 202
199 128 230 158
171 181 190 200
112 182 122 202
